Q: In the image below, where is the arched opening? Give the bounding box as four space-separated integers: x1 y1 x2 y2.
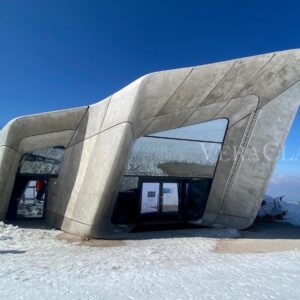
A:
111 119 228 227
6 146 65 221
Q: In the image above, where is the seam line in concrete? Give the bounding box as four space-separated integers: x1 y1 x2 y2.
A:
139 68 194 136
181 60 237 126
99 95 113 132
235 53 276 97
194 60 237 108
258 79 300 110
0 144 20 154
139 56 273 121
65 121 134 150
56 106 90 179
66 106 90 149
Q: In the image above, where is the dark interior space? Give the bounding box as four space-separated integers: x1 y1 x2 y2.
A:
111 176 212 226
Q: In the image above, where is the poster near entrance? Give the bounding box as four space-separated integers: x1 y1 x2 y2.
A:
141 182 160 214
162 183 179 213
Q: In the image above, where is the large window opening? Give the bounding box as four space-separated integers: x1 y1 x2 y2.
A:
112 119 228 226
6 146 65 220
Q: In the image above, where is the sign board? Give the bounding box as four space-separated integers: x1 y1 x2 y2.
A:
141 182 160 214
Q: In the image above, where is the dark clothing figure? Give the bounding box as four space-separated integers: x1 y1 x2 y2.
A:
36 180 46 200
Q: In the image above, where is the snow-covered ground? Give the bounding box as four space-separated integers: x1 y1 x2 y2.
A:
1 203 300 300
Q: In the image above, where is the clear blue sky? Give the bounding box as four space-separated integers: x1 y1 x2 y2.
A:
0 0 300 185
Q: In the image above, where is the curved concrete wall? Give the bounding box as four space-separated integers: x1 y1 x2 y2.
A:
0 107 87 220
1 49 300 238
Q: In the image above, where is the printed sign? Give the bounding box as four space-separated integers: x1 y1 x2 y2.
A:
141 182 160 214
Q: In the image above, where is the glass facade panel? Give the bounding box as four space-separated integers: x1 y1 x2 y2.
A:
162 183 179 213
18 147 64 176
124 119 227 178
125 138 221 178
149 118 228 142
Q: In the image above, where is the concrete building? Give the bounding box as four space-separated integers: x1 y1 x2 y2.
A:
1 49 300 238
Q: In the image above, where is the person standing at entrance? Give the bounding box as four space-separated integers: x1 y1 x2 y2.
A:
36 180 46 201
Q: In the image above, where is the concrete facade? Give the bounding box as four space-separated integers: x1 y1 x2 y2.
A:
1 49 300 238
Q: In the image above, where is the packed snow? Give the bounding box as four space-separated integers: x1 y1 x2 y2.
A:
1 201 300 299
0 228 299 299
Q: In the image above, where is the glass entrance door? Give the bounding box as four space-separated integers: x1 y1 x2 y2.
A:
162 183 179 213
140 181 179 217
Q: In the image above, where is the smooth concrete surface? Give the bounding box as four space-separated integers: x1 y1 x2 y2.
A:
0 107 87 220
1 49 300 238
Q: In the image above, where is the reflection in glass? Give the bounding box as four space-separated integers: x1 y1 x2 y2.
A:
18 147 64 176
162 183 179 213
124 120 227 178
125 138 221 178
149 118 228 142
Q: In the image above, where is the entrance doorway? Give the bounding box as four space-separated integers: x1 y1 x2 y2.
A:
111 176 212 225
140 181 179 216
6 146 65 221
139 178 212 222
6 177 49 220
